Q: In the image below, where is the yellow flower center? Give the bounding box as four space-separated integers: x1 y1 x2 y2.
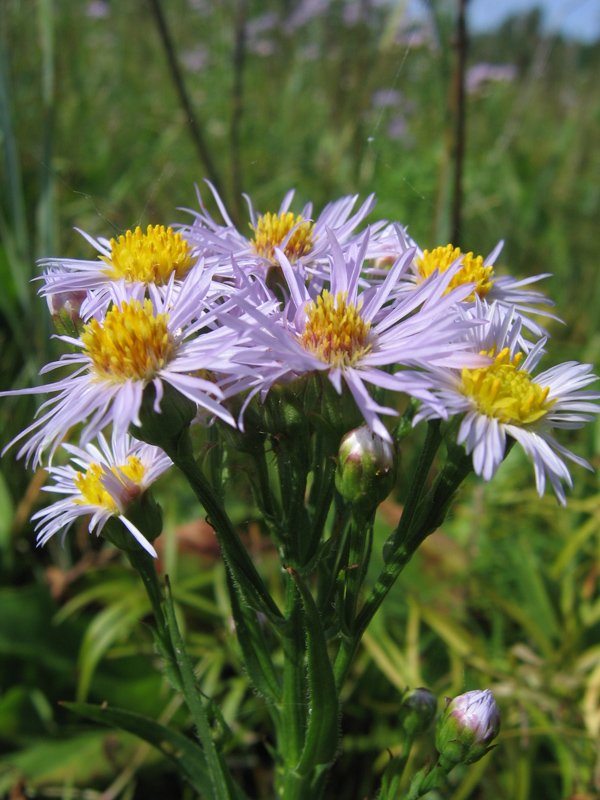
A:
74 456 146 510
302 291 372 368
100 225 195 284
416 244 494 301
82 298 174 383
250 212 313 264
461 347 556 425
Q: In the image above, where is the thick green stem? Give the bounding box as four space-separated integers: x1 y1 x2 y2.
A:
276 580 307 797
343 511 372 633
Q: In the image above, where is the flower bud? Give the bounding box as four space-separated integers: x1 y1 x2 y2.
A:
47 289 87 338
398 687 438 737
335 426 396 513
435 689 500 765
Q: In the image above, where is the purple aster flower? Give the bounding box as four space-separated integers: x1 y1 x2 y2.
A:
414 302 600 504
220 229 490 441
38 224 219 320
370 225 558 342
33 432 172 557
1 262 254 466
179 180 383 282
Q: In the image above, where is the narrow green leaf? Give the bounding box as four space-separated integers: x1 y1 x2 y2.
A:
62 701 215 798
0 470 15 551
285 568 339 775
227 570 282 707
76 596 149 702
163 578 239 800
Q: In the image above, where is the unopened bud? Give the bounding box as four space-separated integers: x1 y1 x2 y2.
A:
399 687 437 737
436 689 500 765
336 426 396 513
47 289 87 337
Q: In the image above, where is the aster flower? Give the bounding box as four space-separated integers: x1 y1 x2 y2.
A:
436 689 501 765
39 224 219 319
221 230 490 441
180 180 384 281
370 225 557 340
415 302 600 504
1 262 254 466
33 433 172 557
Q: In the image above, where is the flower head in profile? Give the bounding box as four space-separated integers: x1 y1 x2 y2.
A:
33 433 172 557
39 224 212 319
415 302 600 504
436 689 500 765
222 230 490 441
1 263 251 466
371 226 557 341
180 180 383 281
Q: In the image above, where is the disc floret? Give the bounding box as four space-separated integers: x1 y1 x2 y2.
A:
417 244 494 301
302 291 372 368
74 455 145 511
251 212 313 264
461 346 555 425
82 298 174 383
100 225 195 284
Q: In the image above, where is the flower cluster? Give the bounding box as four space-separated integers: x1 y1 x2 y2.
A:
2 183 598 553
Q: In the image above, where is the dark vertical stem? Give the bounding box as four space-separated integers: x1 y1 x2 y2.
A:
230 0 246 223
147 0 226 204
450 0 469 247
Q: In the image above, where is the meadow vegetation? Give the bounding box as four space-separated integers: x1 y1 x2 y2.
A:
0 1 599 797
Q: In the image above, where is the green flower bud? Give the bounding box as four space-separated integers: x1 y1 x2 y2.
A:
47 290 87 338
336 426 396 513
436 689 500 765
399 687 438 737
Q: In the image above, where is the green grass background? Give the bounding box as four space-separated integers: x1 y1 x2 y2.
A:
0 0 599 798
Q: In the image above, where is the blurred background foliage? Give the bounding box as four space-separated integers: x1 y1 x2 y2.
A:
0 0 599 797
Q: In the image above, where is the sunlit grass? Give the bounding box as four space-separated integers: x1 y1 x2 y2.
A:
0 1 598 797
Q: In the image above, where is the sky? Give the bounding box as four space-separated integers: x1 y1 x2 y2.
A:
468 0 600 43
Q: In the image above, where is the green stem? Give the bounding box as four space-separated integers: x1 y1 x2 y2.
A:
334 437 472 691
163 578 237 800
343 511 371 633
303 451 337 566
163 428 284 626
277 580 307 796
387 420 443 554
277 440 310 566
400 763 448 800
249 441 278 524
125 547 167 640
379 732 415 800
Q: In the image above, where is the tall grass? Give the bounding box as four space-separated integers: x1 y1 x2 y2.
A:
0 0 599 797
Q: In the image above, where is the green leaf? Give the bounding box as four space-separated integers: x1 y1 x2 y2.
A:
62 701 216 798
76 594 150 701
285 568 339 775
163 578 241 800
227 569 282 708
0 470 15 552
0 729 139 794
